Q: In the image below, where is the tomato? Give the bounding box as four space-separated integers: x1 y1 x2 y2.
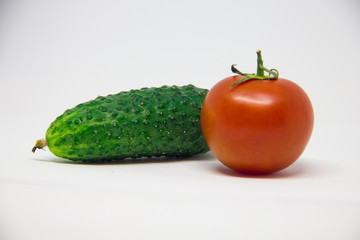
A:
201 51 314 174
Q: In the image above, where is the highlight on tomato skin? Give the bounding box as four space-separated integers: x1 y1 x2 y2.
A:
200 51 314 175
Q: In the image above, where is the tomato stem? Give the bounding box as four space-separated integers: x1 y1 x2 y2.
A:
230 50 279 88
256 50 265 77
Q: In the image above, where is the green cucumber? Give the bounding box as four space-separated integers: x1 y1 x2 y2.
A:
33 85 209 162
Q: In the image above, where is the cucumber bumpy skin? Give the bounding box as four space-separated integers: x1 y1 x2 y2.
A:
34 85 209 162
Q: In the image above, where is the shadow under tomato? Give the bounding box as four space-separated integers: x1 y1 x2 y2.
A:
213 160 309 179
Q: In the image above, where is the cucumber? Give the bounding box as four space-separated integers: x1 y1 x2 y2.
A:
33 85 209 162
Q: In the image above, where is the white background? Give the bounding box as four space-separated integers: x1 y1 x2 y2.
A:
1 0 360 239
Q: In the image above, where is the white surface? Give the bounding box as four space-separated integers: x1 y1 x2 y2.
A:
1 0 360 239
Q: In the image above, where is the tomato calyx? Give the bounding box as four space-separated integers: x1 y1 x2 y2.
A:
230 50 279 88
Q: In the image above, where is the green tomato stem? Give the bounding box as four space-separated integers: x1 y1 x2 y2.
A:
256 50 265 77
230 50 279 88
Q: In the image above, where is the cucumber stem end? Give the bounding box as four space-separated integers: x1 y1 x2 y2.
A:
32 139 48 153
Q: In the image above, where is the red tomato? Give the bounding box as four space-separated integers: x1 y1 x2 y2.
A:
201 58 314 174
